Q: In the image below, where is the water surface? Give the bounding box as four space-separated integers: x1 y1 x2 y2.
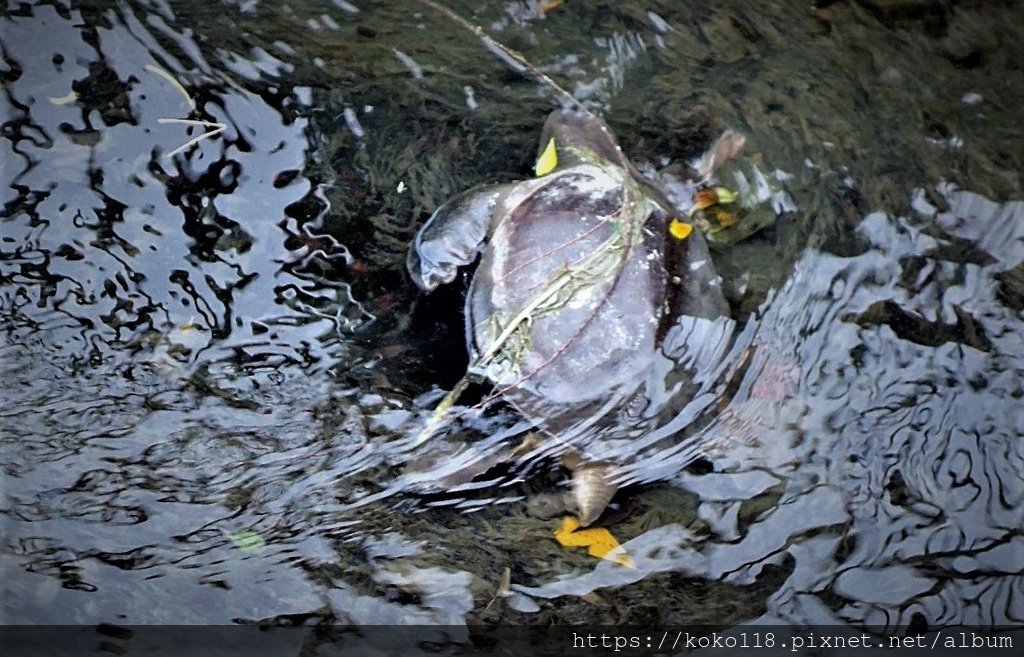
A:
2 0 1022 634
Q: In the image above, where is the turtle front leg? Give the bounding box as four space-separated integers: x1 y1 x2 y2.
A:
407 183 511 291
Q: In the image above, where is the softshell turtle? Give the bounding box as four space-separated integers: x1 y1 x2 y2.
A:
407 109 748 525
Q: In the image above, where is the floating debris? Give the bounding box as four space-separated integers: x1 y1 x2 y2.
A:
463 85 478 110
157 118 227 158
393 49 424 79
331 0 359 13
145 63 195 111
647 10 672 33
48 91 78 106
343 106 365 138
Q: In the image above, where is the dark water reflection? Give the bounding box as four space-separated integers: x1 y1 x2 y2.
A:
1 0 1022 634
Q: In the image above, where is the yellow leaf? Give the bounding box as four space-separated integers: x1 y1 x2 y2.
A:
668 218 693 240
535 138 558 176
554 516 635 567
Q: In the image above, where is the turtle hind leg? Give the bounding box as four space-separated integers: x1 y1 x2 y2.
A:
571 462 618 527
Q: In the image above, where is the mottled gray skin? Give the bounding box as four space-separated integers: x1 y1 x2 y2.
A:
408 109 733 523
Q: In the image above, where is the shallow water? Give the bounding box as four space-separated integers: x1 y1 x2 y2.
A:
2 0 1022 635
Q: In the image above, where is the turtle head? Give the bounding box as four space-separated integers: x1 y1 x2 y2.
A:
537 109 623 172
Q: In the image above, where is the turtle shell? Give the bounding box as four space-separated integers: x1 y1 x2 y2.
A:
407 109 739 520
467 112 728 423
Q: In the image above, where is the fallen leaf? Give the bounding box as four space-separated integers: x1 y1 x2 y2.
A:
713 210 739 227
713 186 738 204
690 187 719 214
554 516 635 567
668 218 693 240
229 530 266 552
534 137 558 176
689 186 738 217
